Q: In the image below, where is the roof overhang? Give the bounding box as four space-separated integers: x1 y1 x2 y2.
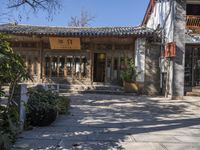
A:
0 23 157 38
142 0 156 26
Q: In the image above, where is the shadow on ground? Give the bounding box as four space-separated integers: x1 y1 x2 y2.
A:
13 94 200 150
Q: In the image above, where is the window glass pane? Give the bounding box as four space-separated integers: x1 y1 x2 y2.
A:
120 57 125 70
114 58 118 70
45 57 50 77
52 57 57 77
67 57 72 76
59 57 65 77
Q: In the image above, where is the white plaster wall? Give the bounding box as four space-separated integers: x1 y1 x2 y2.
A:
147 0 174 43
147 0 176 96
135 38 146 82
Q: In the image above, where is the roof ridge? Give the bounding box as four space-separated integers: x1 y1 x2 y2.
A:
3 23 142 29
0 23 156 37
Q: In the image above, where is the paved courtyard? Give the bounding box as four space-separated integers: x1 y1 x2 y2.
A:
12 94 200 150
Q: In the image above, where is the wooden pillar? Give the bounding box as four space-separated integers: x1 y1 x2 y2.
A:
49 57 52 79
105 54 108 83
117 56 120 80
57 56 60 77
42 57 45 81
31 57 34 78
71 56 75 82
90 44 94 84
110 44 115 81
39 41 42 83
88 51 92 83
25 55 28 68
85 51 91 82
39 40 44 83
64 57 67 79
25 56 29 83
37 58 41 82
79 55 82 80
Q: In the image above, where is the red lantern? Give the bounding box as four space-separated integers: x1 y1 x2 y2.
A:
165 42 176 58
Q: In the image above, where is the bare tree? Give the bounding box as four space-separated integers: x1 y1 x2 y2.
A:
7 0 61 12
68 9 95 27
0 0 62 22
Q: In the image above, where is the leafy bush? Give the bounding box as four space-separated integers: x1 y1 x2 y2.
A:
26 87 70 127
57 96 70 115
26 88 58 126
121 57 140 82
0 34 29 149
0 105 19 150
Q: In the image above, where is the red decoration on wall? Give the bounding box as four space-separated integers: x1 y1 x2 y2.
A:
165 42 176 58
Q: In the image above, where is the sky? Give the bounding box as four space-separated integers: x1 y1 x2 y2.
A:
0 0 149 27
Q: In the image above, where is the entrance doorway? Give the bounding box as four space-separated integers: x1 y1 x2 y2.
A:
185 46 200 90
93 53 106 82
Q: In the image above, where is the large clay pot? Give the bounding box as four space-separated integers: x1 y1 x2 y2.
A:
136 82 144 93
123 81 139 93
123 81 144 93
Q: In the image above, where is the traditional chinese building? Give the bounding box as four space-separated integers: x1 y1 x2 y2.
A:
0 23 160 95
142 0 200 98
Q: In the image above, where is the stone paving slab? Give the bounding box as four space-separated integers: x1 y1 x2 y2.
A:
118 142 166 150
173 135 200 143
57 140 120 150
12 94 200 150
132 134 180 143
12 139 59 150
162 143 200 150
86 133 132 142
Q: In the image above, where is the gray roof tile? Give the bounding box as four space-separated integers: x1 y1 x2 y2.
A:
0 23 155 37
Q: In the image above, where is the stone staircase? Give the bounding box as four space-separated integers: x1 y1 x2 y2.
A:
186 86 200 96
59 83 131 95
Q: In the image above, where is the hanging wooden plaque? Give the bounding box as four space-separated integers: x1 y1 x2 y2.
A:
49 37 81 50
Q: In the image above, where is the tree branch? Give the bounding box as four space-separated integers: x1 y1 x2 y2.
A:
8 0 27 8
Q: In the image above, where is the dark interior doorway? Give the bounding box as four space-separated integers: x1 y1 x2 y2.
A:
185 46 200 91
187 4 200 15
93 53 106 82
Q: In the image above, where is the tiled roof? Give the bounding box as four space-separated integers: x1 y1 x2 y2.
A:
0 23 156 37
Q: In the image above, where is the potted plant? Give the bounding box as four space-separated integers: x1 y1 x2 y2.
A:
121 57 141 93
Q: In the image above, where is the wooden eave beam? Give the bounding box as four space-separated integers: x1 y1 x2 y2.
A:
142 0 156 25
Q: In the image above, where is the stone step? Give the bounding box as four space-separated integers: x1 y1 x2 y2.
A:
80 90 137 96
59 89 137 96
186 91 200 96
59 84 123 91
186 87 200 96
59 87 124 93
193 86 200 89
58 83 139 96
192 88 200 93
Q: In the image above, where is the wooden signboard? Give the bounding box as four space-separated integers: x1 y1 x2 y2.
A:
165 42 176 58
49 37 81 50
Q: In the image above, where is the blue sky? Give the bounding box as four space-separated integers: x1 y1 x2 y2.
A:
0 0 149 27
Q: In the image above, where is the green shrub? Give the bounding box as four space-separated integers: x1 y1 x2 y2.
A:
121 57 140 82
57 96 70 114
26 88 58 126
26 87 70 127
0 105 19 150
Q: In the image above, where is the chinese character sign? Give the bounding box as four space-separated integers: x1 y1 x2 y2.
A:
49 37 81 50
